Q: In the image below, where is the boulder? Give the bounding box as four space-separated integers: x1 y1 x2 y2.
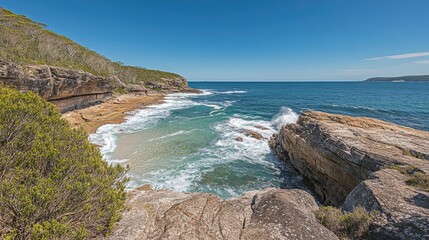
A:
242 189 339 240
235 136 244 142
342 169 429 240
255 125 270 131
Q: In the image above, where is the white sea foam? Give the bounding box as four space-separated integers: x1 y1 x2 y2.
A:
147 130 196 142
201 103 222 110
125 113 282 194
271 107 299 130
215 90 247 94
90 92 303 196
89 92 209 160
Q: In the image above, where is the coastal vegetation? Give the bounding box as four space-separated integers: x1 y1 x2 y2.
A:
0 8 181 85
315 206 378 240
388 165 429 192
0 86 127 239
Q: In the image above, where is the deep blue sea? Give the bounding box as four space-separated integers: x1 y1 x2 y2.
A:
90 82 429 198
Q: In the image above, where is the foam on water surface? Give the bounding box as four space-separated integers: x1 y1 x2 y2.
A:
90 81 428 198
89 89 305 198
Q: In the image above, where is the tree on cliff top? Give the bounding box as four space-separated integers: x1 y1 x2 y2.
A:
0 86 127 239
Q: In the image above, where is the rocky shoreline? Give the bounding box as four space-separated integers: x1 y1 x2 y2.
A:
4 61 426 239
269 111 429 239
105 111 428 239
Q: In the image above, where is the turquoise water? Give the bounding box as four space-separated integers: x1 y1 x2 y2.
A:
90 82 429 198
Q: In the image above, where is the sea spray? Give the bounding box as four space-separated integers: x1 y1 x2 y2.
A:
90 88 307 198
271 107 299 130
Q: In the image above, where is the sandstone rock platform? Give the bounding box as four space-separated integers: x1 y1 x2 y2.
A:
269 111 429 239
108 188 338 240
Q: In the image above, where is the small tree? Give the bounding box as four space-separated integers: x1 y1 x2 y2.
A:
0 87 127 239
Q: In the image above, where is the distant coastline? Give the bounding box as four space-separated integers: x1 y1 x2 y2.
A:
365 75 429 82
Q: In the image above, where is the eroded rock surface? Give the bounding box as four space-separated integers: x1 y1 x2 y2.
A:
269 111 429 206
0 62 113 112
108 188 338 240
243 129 265 140
0 62 197 112
269 110 429 239
343 169 429 240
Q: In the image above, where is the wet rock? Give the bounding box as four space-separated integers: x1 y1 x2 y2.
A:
255 125 270 131
243 129 265 140
235 137 244 142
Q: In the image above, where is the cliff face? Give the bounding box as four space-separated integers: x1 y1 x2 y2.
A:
0 62 194 112
0 62 114 112
108 188 338 240
269 111 429 239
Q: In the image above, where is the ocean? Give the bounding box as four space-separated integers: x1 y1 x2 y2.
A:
90 82 429 198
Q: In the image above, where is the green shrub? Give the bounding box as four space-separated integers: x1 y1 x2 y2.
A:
0 8 182 85
387 165 429 192
0 87 127 239
113 87 128 95
315 206 378 240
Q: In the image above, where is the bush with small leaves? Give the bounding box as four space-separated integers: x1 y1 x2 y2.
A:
0 87 127 239
315 206 378 240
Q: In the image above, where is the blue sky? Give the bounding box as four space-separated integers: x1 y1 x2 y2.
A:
1 0 428 80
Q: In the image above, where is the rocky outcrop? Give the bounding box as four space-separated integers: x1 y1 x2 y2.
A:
108 188 338 240
0 62 197 112
0 62 113 112
269 111 429 206
343 169 429 239
269 111 429 239
145 77 199 94
243 129 265 140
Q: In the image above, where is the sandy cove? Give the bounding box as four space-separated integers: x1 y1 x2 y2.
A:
62 93 165 134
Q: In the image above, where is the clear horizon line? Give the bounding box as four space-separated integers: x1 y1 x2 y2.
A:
188 79 364 82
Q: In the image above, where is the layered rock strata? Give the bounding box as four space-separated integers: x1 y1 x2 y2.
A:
108 188 338 240
0 62 196 112
269 111 429 205
269 111 429 239
0 62 114 112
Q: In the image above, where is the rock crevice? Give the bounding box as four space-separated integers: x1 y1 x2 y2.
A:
108 188 338 240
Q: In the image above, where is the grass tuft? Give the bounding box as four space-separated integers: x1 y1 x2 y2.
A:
387 165 429 192
315 206 379 240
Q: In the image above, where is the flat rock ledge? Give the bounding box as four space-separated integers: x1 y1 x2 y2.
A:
269 111 429 239
108 188 338 240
